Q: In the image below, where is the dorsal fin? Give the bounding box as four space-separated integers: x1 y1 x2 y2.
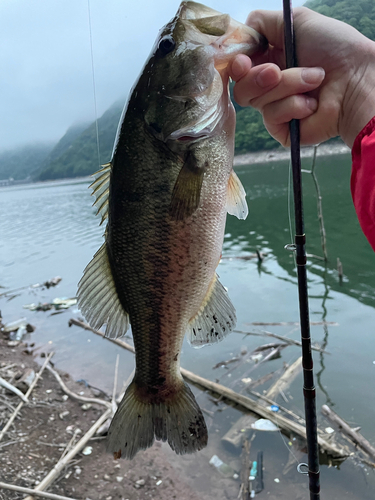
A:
89 163 112 225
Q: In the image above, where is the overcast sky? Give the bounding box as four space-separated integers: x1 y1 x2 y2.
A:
0 0 304 151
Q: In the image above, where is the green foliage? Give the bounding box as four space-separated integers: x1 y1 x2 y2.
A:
305 0 375 40
34 0 375 181
36 100 124 181
0 143 53 181
235 107 279 154
230 81 280 155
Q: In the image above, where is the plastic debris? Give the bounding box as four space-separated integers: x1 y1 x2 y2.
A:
135 479 146 487
156 480 162 486
274 478 280 483
209 454 238 478
81 403 92 411
241 377 252 384
249 461 257 481
2 318 27 333
325 427 335 434
82 446 93 455
270 405 279 412
251 419 279 431
23 297 77 312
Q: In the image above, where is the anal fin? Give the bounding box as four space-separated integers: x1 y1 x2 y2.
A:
187 274 236 348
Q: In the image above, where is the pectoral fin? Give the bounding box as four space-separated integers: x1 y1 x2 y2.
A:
187 274 236 348
169 153 206 221
226 169 248 220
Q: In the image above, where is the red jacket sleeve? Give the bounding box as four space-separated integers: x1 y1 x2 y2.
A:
351 116 375 251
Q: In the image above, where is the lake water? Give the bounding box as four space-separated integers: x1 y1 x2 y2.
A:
1 153 375 499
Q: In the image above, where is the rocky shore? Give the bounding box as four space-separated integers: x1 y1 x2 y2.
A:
233 141 350 167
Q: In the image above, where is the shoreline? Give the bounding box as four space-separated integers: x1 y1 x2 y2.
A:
0 143 351 188
233 142 350 167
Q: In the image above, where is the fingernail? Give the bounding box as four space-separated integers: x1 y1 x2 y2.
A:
301 67 325 84
256 67 280 88
306 97 318 111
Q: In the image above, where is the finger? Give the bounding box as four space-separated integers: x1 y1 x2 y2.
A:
229 61 282 107
249 67 325 111
246 10 285 48
262 94 318 146
246 10 285 66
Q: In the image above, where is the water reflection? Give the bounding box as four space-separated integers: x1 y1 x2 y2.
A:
1 156 375 498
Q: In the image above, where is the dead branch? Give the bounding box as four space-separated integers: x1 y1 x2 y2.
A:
222 414 257 452
247 388 305 425
0 352 54 443
181 367 346 458
240 438 251 500
322 405 375 461
235 329 328 353
0 482 77 500
69 319 345 457
302 145 328 261
265 357 302 400
249 321 338 326
23 408 112 500
0 376 28 402
45 364 111 410
112 354 119 410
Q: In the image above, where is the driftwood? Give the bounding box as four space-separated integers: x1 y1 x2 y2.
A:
69 319 346 458
24 408 112 500
0 352 54 443
222 414 257 452
248 388 305 425
0 481 77 500
182 367 347 457
322 405 375 461
265 356 302 400
235 329 328 353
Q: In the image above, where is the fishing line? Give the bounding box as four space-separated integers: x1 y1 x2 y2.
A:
87 0 101 169
274 410 301 465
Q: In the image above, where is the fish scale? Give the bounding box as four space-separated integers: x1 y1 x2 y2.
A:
77 0 267 459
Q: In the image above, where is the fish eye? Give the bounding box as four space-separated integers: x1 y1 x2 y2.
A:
158 36 176 56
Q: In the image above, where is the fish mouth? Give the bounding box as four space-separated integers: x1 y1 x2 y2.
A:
181 1 268 62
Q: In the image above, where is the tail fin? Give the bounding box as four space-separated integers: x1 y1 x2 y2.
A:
107 380 208 459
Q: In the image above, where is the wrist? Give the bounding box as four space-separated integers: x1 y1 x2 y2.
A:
340 38 375 148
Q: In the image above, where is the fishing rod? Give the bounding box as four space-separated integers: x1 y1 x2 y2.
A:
282 1 320 499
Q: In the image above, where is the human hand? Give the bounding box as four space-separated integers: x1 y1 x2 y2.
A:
229 7 375 148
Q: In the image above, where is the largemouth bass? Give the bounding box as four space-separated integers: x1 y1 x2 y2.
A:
77 1 267 459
